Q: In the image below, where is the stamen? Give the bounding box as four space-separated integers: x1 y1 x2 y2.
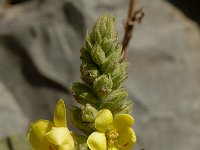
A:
106 129 119 139
106 129 119 147
123 142 129 147
49 146 54 150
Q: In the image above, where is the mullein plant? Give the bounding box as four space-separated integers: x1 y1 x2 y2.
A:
28 14 136 150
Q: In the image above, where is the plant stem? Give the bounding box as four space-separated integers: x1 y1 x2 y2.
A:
122 0 144 59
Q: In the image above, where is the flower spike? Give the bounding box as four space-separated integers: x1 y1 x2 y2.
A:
70 14 133 135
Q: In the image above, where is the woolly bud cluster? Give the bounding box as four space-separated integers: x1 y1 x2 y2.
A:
70 14 132 135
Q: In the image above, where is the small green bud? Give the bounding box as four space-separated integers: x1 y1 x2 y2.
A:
92 19 101 34
80 61 101 85
91 29 102 44
71 83 99 105
117 100 133 115
93 74 113 98
80 48 92 62
98 22 107 39
85 32 93 52
101 88 128 112
100 14 116 39
81 104 99 123
107 43 122 58
101 45 122 74
111 61 129 89
100 37 117 55
91 44 106 66
69 107 95 135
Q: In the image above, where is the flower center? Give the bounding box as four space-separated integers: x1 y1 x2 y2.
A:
49 146 55 150
106 129 119 147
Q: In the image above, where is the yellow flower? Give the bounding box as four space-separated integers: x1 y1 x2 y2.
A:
87 109 136 150
28 99 74 150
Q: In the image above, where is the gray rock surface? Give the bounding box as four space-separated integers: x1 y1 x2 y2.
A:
0 0 90 137
0 0 200 150
0 81 28 137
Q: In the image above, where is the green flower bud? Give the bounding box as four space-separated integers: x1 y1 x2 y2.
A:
71 83 99 105
106 20 117 39
80 61 101 85
90 29 102 44
91 44 106 66
100 37 117 55
111 61 129 89
101 89 128 112
101 44 122 74
69 107 95 135
99 14 117 39
80 47 92 62
85 32 93 52
93 74 113 98
117 100 133 115
81 104 99 123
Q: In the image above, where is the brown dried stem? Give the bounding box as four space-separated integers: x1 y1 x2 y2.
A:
122 0 144 59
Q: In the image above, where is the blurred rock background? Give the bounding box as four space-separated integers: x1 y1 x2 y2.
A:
0 0 199 150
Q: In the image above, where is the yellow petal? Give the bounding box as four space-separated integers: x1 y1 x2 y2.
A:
113 114 134 131
117 127 136 150
54 99 67 127
108 147 118 150
45 127 74 147
95 109 113 132
87 132 107 150
28 120 53 150
58 144 74 150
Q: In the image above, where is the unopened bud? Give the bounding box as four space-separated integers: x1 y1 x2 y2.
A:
93 74 113 98
71 83 99 105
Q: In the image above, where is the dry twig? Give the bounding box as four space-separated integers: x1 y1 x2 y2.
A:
122 0 144 59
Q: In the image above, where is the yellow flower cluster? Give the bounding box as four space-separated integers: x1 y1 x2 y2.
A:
28 99 74 150
87 109 136 150
28 100 136 150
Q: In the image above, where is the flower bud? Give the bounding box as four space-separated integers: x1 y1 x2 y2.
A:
100 37 117 55
81 104 99 123
101 45 122 74
80 48 92 62
91 44 106 66
71 83 99 105
93 74 113 98
69 107 95 135
101 89 128 112
90 29 102 44
80 61 101 85
111 61 129 89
